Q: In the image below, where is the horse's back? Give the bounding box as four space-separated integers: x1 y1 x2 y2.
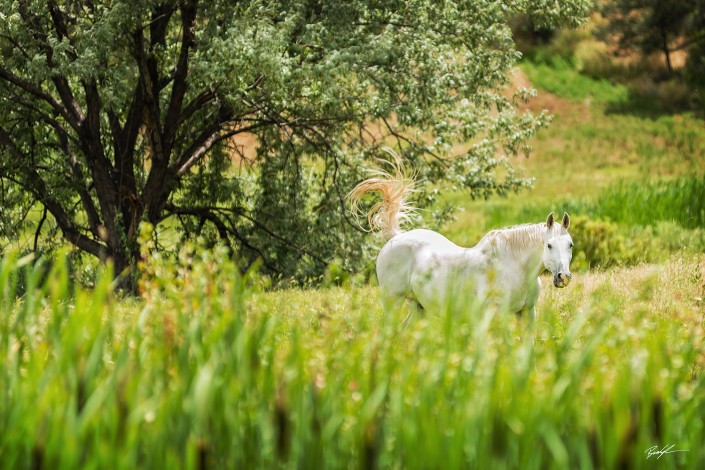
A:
387 229 460 250
376 229 463 297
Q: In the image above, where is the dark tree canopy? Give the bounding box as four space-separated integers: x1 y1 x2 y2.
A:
601 0 705 74
0 0 590 290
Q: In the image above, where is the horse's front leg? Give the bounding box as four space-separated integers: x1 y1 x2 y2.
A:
523 278 541 321
527 305 537 322
517 304 537 320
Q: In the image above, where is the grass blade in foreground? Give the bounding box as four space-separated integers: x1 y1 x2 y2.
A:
0 251 703 469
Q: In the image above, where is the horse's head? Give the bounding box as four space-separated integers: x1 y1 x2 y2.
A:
542 212 573 288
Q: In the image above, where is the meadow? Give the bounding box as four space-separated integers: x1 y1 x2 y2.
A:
1 59 705 469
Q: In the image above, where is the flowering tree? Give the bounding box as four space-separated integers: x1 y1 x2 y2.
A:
0 0 590 290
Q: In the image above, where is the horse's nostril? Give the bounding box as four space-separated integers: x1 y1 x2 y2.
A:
555 272 571 284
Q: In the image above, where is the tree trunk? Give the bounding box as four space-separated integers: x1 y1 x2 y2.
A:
107 230 141 295
661 28 672 74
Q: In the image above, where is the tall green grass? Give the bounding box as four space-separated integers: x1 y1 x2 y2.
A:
1 250 704 468
572 176 705 230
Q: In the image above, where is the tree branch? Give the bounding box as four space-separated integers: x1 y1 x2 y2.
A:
170 120 272 176
162 203 331 268
82 79 103 150
1 80 105 239
0 125 106 259
1 84 78 146
113 82 144 199
175 89 216 129
33 205 48 254
0 66 74 129
163 0 198 153
133 12 171 223
165 205 280 273
17 0 84 126
47 1 77 56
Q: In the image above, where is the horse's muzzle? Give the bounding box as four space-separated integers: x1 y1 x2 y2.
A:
554 272 572 288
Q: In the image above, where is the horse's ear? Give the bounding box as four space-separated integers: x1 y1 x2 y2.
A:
546 212 555 228
562 212 570 230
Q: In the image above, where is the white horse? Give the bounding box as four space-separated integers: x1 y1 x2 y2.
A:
350 160 573 319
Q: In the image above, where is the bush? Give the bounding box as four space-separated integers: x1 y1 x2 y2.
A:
574 39 620 79
569 216 657 270
651 221 705 254
528 28 590 67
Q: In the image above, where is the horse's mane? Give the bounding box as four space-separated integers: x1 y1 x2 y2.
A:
479 223 564 255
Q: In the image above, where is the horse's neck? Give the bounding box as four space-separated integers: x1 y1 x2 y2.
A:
482 224 545 275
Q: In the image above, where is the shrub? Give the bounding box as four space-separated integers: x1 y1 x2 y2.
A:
574 39 620 79
569 216 657 270
651 222 705 254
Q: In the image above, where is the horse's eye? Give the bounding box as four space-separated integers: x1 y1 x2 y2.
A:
570 243 574 248
547 244 552 249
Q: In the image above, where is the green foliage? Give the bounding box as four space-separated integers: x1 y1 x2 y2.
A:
520 23 698 116
1 251 705 468
597 0 705 107
526 27 590 66
518 25 623 81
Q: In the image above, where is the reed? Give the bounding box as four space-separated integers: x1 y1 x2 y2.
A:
1 250 703 469
583 177 705 229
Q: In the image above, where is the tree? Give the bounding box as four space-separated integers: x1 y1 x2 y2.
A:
0 0 590 291
601 0 705 75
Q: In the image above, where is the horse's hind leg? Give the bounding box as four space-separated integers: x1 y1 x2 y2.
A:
397 289 426 324
379 292 422 329
400 298 425 328
413 299 425 315
380 293 405 316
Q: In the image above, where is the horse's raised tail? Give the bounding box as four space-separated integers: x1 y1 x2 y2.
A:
348 150 417 239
